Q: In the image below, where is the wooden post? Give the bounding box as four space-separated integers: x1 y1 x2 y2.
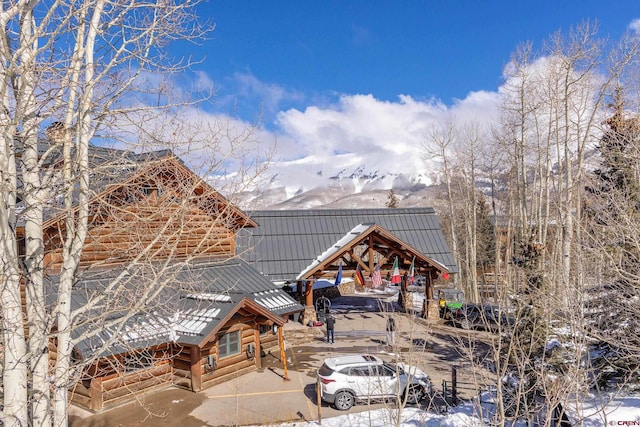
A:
278 325 289 381
424 273 432 318
426 272 434 301
297 279 303 298
316 380 322 424
190 346 202 392
89 377 103 411
451 366 458 406
302 279 317 325
425 272 441 320
304 279 314 307
254 329 262 369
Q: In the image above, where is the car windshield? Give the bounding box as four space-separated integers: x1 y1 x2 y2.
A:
441 290 463 301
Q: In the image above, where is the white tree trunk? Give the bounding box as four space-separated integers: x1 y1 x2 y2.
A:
1 0 212 424
0 3 29 426
52 3 104 424
18 5 53 425
0 208 28 426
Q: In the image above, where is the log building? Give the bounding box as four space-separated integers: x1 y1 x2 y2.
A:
12 140 456 414
17 145 303 412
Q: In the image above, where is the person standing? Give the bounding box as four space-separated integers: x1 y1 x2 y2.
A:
386 316 396 346
325 315 335 344
439 294 447 318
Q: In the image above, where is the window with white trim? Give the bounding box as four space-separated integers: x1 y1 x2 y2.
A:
219 330 241 358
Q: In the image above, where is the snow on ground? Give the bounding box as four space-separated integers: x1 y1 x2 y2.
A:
307 286 640 426
577 394 640 426
261 393 640 427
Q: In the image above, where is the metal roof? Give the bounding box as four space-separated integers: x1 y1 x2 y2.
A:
18 144 256 229
237 208 458 282
19 145 174 225
49 258 303 358
296 223 374 279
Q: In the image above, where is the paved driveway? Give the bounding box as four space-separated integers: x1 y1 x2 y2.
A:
70 292 489 426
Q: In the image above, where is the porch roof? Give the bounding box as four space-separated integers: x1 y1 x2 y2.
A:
237 208 458 282
47 258 303 358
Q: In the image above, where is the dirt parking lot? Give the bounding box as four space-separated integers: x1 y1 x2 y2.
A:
69 292 494 427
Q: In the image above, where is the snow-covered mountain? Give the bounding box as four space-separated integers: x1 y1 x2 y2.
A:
215 91 504 210
231 158 442 210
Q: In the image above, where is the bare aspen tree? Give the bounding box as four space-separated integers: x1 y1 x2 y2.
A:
434 22 640 427
456 122 495 304
486 24 640 425
424 117 460 275
495 41 548 293
0 2 277 427
424 119 496 303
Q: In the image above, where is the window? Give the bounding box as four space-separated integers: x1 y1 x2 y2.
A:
141 185 158 198
377 364 395 377
318 364 334 376
348 366 371 377
259 324 270 336
219 330 241 358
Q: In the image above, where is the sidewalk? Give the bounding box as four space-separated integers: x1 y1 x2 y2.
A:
70 292 477 426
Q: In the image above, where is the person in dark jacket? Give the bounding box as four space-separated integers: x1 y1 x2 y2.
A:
386 316 396 345
325 315 335 344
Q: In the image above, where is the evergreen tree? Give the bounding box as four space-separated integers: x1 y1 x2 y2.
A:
386 189 399 208
476 192 496 268
584 87 640 387
589 87 640 214
500 234 549 420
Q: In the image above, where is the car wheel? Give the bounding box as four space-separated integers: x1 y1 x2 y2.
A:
460 319 471 330
334 391 355 410
405 384 425 404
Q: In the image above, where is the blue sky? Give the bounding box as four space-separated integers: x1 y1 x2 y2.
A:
166 1 640 193
191 1 640 120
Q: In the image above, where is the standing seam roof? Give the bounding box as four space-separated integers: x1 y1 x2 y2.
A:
237 208 458 282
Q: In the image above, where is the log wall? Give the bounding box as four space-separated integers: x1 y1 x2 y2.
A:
70 345 174 412
43 196 236 271
201 324 258 390
68 324 281 411
259 331 279 355
70 361 173 412
172 322 269 392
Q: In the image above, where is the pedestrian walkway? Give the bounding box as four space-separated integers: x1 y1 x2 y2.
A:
335 329 385 337
69 292 479 426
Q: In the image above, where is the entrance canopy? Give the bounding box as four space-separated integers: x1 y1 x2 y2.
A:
237 208 458 284
297 223 448 283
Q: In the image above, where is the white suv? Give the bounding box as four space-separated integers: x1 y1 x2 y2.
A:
316 354 431 410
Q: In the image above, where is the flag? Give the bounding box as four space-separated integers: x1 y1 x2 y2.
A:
354 264 365 287
390 257 401 284
372 264 383 287
334 263 342 286
408 256 415 285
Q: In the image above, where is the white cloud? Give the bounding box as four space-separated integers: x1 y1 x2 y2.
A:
194 70 215 92
219 72 305 117
629 18 640 35
265 91 500 192
104 105 277 196
109 72 503 196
